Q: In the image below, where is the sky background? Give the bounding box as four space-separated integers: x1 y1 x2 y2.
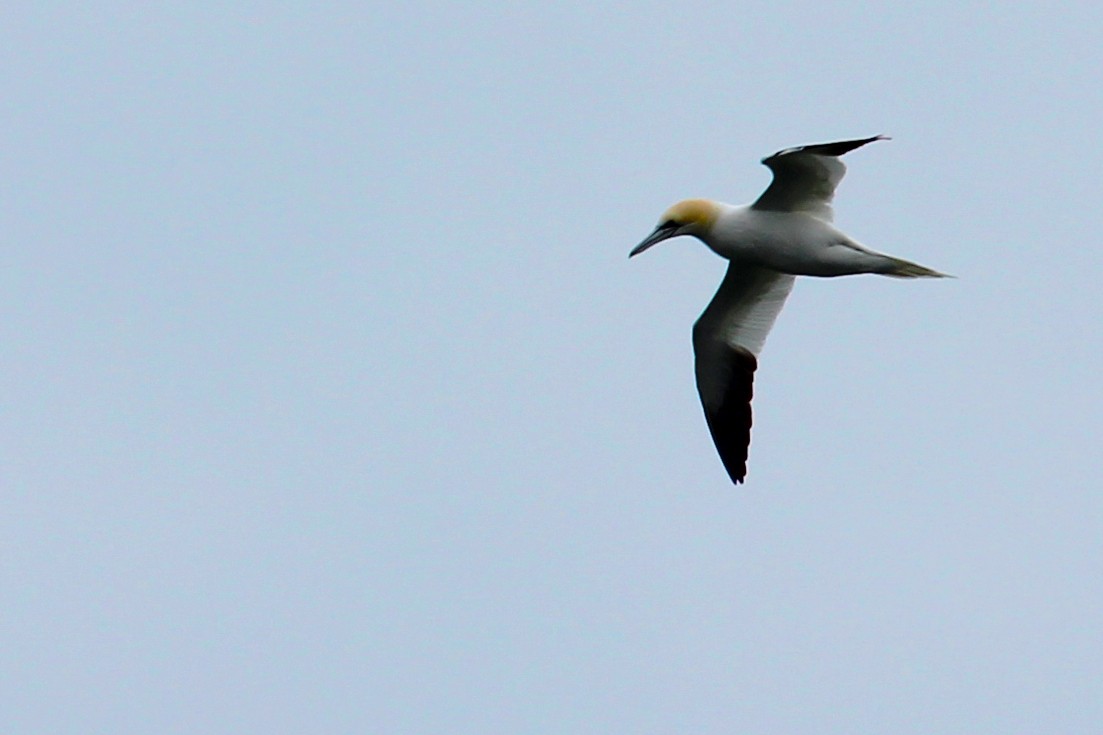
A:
3 2 1102 733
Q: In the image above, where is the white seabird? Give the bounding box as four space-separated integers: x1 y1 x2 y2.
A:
630 136 947 485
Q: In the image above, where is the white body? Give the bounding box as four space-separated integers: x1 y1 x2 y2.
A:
706 204 907 277
631 136 947 484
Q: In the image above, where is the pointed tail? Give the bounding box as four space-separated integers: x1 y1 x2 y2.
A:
882 257 952 279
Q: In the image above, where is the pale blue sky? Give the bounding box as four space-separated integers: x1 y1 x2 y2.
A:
4 3 1102 733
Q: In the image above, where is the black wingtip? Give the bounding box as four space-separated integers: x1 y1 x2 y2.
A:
765 134 890 162
702 345 757 487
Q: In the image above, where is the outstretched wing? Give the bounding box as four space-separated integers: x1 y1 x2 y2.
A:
692 265 795 484
752 135 887 221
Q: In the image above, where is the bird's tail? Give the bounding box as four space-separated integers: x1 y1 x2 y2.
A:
881 256 951 279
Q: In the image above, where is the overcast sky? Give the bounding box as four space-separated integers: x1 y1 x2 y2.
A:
4 3 1102 733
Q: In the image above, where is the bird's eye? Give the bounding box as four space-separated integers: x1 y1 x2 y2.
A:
661 219 680 230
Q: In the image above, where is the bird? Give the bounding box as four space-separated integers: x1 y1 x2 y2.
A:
629 135 947 485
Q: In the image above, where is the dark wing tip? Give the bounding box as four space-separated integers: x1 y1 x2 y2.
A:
702 345 758 485
763 134 890 164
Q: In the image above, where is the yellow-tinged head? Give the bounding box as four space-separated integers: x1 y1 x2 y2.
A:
660 199 721 230
630 198 720 257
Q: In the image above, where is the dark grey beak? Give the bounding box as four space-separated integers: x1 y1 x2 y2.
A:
629 224 680 258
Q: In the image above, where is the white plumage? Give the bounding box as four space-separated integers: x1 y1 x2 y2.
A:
630 136 947 485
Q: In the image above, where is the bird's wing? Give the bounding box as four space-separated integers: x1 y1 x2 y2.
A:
751 135 887 221
692 265 795 484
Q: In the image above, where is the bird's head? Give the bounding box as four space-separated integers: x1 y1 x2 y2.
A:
630 199 720 257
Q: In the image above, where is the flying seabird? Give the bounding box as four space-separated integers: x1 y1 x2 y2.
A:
630 136 947 485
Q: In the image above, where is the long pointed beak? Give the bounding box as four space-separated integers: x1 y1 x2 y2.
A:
629 225 679 258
